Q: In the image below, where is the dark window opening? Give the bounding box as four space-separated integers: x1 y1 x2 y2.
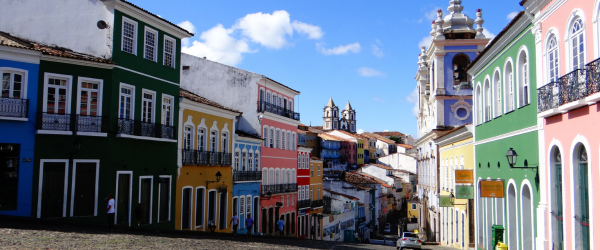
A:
0 144 19 211
195 189 204 227
158 178 170 222
452 54 471 87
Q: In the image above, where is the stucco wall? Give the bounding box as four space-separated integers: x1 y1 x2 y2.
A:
377 153 417 174
180 54 263 135
0 0 114 58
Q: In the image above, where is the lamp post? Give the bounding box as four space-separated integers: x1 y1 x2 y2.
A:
449 192 467 206
505 148 539 185
206 171 222 187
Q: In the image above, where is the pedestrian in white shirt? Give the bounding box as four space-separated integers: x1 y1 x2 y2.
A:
107 193 115 232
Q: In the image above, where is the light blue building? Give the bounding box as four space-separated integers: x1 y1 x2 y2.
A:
319 134 341 170
233 131 262 235
0 37 40 217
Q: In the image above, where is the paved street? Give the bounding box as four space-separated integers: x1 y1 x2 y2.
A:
0 220 455 250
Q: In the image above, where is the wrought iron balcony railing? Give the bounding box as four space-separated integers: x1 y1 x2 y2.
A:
297 199 311 209
261 183 298 196
0 98 28 118
37 112 71 131
233 171 262 182
310 199 324 208
118 118 176 140
182 149 208 165
257 101 300 121
76 115 105 133
538 58 600 113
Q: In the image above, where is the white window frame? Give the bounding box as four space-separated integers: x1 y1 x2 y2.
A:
263 126 268 147
157 175 172 222
184 125 193 150
119 83 135 119
141 89 156 123
42 73 73 114
70 159 100 217
143 26 158 62
1 67 28 99
516 47 530 108
138 175 154 224
493 69 502 118
198 120 207 151
163 35 176 68
568 17 586 71
161 94 174 126
546 34 560 83
504 59 514 113
210 129 219 152
121 17 138 55
254 150 260 171
76 77 103 116
37 159 69 218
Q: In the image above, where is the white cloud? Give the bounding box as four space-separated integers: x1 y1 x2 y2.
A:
357 129 365 134
177 21 197 47
406 87 419 116
317 42 361 55
373 97 386 103
383 129 390 132
482 28 496 40
181 24 253 66
419 7 441 24
418 36 432 50
507 11 519 21
291 20 323 39
372 39 383 58
234 10 294 49
358 67 385 77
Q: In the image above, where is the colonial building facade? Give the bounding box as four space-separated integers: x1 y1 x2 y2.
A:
414 0 489 242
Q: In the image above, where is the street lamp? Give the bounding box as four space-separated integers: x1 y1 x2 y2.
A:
206 171 222 187
449 191 467 206
505 148 518 167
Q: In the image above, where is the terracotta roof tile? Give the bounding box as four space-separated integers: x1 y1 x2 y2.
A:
362 132 396 144
180 89 241 114
118 0 194 36
373 131 405 137
323 189 359 200
318 133 351 142
397 144 414 149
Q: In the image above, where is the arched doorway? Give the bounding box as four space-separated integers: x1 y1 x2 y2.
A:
550 147 564 250
508 183 518 249
574 144 590 249
521 184 533 250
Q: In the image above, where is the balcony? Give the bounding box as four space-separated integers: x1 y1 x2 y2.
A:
182 149 208 165
297 199 311 209
37 112 71 131
538 59 600 117
0 98 28 119
261 183 298 196
233 171 262 182
257 101 300 121
117 118 175 141
310 199 324 208
76 115 105 133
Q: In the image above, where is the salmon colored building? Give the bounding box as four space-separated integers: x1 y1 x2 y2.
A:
528 0 600 249
258 78 300 237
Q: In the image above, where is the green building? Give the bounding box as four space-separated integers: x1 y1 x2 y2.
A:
466 12 540 250
2 0 192 229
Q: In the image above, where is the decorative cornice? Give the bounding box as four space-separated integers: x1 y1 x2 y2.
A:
42 55 114 69
474 125 539 146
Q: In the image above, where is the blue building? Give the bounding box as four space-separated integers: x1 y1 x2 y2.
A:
318 134 343 170
233 131 262 235
0 35 40 216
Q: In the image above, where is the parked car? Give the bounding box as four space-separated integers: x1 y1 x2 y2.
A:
396 232 421 249
384 223 391 233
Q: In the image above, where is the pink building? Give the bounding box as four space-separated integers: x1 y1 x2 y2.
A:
258 78 300 237
529 0 600 248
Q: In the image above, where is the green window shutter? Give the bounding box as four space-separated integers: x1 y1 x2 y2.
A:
579 162 590 250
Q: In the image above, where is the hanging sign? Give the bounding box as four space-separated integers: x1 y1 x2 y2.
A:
479 180 504 198
455 170 474 184
455 186 474 199
439 196 453 207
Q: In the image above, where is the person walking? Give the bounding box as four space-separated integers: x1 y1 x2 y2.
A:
229 212 239 236
106 193 115 232
354 232 359 243
277 216 285 237
245 214 254 238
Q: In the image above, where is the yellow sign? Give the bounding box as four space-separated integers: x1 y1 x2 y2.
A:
455 170 474 184
480 180 504 198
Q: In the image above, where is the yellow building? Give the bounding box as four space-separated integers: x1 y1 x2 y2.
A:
175 89 241 233
309 157 324 240
434 125 474 249
356 138 364 165
407 198 419 220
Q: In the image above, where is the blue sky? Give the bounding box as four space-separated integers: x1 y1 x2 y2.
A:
130 0 523 137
